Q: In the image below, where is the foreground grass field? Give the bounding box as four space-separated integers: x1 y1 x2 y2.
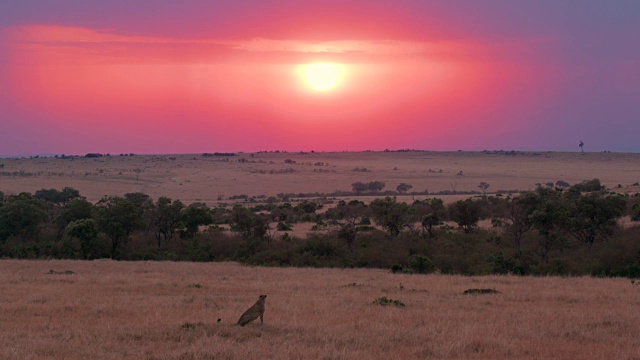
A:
1 260 639 359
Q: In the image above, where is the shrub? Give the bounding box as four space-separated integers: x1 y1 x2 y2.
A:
570 178 604 192
407 255 435 274
607 262 640 278
463 288 500 295
299 236 340 258
372 297 405 307
277 222 292 231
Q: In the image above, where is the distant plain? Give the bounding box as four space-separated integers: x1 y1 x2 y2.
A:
1 151 639 204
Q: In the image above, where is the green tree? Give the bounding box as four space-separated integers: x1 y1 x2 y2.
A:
529 188 569 263
124 192 155 236
367 181 386 193
631 203 640 222
351 182 368 195
418 198 445 239
95 196 141 259
270 202 293 223
478 182 490 195
396 183 413 194
555 180 571 191
124 192 152 207
570 178 603 192
230 205 269 241
408 255 435 274
448 199 482 234
564 191 626 246
370 197 409 238
152 197 184 247
34 187 81 205
56 198 93 240
325 200 369 249
0 193 48 242
66 219 99 259
504 192 539 257
294 201 318 215
181 202 213 239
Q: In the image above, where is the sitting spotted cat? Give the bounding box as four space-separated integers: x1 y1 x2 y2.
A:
236 295 267 326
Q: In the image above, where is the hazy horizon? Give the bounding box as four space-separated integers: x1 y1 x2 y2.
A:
1 1 639 155
1 147 633 159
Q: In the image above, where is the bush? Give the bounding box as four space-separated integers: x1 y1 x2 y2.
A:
631 204 640 221
570 178 604 192
299 236 340 258
372 297 405 307
277 222 292 231
407 255 435 274
606 262 640 278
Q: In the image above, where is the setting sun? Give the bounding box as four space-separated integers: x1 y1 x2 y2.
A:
303 63 341 91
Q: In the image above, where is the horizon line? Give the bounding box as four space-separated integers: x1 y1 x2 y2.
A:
1 148 634 159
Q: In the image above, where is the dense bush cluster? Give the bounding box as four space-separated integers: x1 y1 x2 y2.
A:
0 180 639 277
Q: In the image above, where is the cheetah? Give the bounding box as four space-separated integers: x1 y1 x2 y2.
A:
236 295 267 326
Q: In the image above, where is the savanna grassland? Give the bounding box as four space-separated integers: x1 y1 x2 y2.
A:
2 151 640 359
2 151 640 204
1 260 639 360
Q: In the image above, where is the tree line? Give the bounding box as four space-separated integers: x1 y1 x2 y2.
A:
0 179 639 277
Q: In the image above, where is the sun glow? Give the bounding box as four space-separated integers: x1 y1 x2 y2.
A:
302 63 341 91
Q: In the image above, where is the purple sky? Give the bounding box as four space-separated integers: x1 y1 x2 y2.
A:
1 0 639 155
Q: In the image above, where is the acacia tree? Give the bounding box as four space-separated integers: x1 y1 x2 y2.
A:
504 192 539 257
448 199 482 234
124 192 155 236
181 202 213 239
294 201 318 215
370 197 409 238
152 197 184 247
66 219 99 259
95 196 141 259
406 199 431 237
478 182 490 196
555 180 571 191
416 198 445 239
0 193 48 242
124 192 152 207
368 181 386 193
34 187 81 205
396 183 413 194
564 191 626 247
351 182 368 195
326 200 369 249
230 205 269 241
570 179 603 192
351 181 385 195
632 204 640 222
56 198 93 240
529 188 569 263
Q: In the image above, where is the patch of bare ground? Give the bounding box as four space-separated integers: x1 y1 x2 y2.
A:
1 260 639 359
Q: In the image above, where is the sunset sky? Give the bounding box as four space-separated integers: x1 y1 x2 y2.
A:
1 0 639 155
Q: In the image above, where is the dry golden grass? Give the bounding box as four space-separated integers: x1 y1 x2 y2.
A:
1 260 639 359
1 151 639 203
